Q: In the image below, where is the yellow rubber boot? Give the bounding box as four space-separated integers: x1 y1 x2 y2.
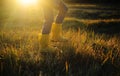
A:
39 34 49 49
51 23 67 42
39 34 59 54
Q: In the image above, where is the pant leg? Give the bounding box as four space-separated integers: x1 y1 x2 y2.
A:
54 0 68 24
41 7 54 34
41 0 68 34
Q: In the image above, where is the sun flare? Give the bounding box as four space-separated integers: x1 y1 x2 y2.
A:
18 0 38 6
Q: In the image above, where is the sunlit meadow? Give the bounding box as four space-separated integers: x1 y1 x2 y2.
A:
0 1 120 76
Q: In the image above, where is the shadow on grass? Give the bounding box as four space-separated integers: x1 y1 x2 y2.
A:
67 7 120 19
63 20 120 36
87 22 120 35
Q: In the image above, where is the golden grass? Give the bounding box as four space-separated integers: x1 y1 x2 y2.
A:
0 25 120 75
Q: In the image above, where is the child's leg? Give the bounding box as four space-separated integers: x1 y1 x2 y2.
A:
40 7 54 49
51 0 68 41
42 7 54 34
41 0 68 34
54 0 68 24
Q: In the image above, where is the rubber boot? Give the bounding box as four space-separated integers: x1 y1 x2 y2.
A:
39 34 58 52
51 23 67 42
39 33 60 58
39 34 49 49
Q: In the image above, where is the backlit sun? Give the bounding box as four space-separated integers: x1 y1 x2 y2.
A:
18 0 38 6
